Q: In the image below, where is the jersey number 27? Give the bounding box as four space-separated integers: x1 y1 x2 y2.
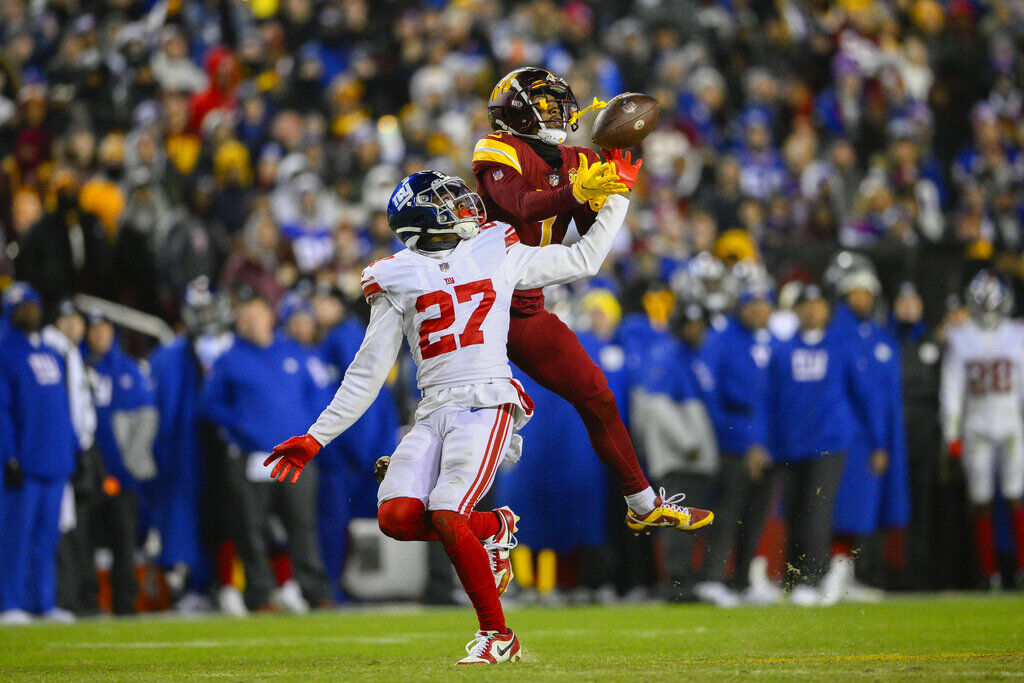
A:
415 279 495 359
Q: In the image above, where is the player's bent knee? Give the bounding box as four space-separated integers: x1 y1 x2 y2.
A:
429 509 469 548
577 386 619 420
377 497 426 541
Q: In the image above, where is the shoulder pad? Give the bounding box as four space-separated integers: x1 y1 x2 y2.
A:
361 256 395 304
473 133 523 174
475 220 519 251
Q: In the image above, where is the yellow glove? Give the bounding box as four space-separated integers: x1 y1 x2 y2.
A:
588 196 606 212
572 153 628 204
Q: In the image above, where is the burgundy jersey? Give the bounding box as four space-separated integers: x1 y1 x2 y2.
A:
472 131 601 313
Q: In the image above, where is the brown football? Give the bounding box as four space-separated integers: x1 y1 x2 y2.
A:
590 93 660 149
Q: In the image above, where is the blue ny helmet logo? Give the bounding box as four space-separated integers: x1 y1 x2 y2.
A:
391 181 414 210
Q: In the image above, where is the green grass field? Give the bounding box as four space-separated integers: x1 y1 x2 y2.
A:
2 595 1023 679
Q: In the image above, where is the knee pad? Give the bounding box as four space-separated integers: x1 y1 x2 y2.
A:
377 497 426 541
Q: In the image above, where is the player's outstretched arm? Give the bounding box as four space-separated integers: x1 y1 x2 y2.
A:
510 189 632 290
309 296 403 446
265 296 403 483
508 150 639 289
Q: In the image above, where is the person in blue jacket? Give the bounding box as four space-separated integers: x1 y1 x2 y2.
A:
698 275 777 605
767 282 888 606
202 287 330 611
629 294 720 602
149 277 232 613
311 283 400 602
825 266 909 601
0 283 78 624
83 313 158 615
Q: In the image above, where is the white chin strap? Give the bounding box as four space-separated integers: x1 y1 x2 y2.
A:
537 127 567 145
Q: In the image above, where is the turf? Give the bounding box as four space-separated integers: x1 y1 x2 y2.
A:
2 595 1023 680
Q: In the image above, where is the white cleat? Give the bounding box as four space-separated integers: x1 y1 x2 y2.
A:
482 506 519 596
789 584 822 607
217 585 249 617
744 556 785 605
0 609 34 625
819 554 851 606
844 578 885 603
271 580 309 615
41 608 76 624
456 629 522 665
694 581 740 608
175 591 214 615
820 555 883 605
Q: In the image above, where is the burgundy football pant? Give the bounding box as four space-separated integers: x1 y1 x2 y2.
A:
507 308 650 496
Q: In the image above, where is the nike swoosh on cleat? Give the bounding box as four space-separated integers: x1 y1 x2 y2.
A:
469 407 481 412
496 641 513 657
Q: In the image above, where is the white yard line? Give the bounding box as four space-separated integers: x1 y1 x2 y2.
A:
48 626 710 650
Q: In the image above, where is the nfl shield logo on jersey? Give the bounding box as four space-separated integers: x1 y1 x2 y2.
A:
440 262 450 272
548 173 560 187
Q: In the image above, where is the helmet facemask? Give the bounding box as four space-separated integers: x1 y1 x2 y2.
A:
524 83 578 145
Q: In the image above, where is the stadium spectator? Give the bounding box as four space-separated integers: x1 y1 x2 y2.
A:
51 300 103 616
890 282 945 590
14 169 113 308
767 282 886 606
698 274 778 606
201 287 330 613
0 283 78 624
628 292 718 603
825 258 909 603
149 279 232 614
83 313 157 615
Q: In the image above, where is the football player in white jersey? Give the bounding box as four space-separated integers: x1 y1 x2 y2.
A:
265 162 711 664
941 271 1024 589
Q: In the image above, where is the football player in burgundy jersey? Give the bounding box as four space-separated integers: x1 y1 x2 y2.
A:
472 67 710 532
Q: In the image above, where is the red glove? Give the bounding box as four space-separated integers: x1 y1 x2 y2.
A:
601 148 642 191
948 440 962 460
264 434 321 483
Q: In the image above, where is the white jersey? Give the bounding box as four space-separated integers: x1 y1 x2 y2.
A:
940 318 1024 442
307 194 630 447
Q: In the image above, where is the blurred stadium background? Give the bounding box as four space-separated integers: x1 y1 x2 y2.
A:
2 0 1024 626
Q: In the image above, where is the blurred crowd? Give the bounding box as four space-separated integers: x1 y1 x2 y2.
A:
3 0 1024 620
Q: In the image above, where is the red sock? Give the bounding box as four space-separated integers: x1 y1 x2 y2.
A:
973 513 998 577
216 540 236 586
270 551 293 585
432 510 505 633
832 535 854 558
884 529 906 571
1011 507 1024 571
378 498 501 542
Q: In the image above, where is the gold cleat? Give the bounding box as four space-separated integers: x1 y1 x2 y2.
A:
625 488 714 534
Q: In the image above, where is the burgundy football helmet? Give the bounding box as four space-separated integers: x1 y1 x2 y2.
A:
487 67 579 145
